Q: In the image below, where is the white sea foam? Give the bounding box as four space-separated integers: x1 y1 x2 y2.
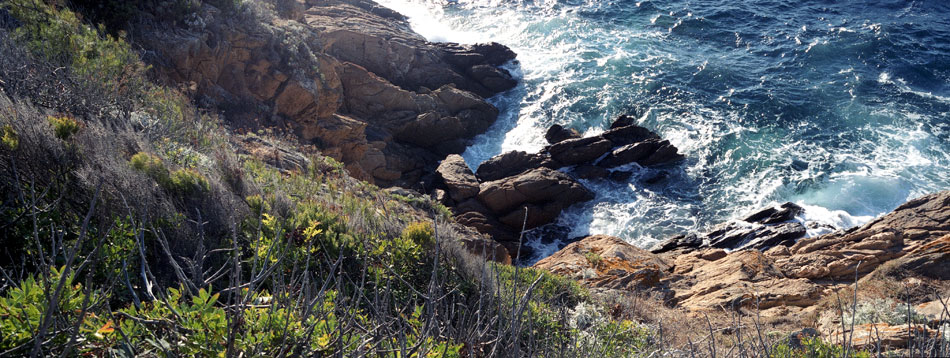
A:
373 0 950 258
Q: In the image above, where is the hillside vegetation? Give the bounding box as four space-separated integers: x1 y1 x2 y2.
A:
0 1 652 356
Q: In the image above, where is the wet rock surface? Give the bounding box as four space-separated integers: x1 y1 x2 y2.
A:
436 115 684 257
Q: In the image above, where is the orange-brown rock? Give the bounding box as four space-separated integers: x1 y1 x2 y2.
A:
139 0 516 187
533 235 668 291
435 154 479 202
831 323 937 349
887 234 950 280
667 250 824 311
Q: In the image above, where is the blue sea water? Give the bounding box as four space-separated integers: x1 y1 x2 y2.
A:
374 0 950 257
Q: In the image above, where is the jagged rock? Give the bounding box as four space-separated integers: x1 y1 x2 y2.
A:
597 140 663 168
638 140 684 166
669 250 823 311
573 165 609 180
610 114 637 129
650 233 702 254
887 234 950 280
600 124 661 146
704 221 806 250
436 154 479 202
533 235 669 291
475 151 557 182
452 199 518 242
856 191 950 244
544 124 581 144
737 222 808 250
305 1 516 97
548 136 613 166
743 202 803 224
780 230 906 280
140 0 516 187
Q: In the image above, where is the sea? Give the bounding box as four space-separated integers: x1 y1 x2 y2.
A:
373 0 950 261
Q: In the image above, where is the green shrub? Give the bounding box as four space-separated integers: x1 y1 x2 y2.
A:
401 221 434 247
0 267 102 351
583 251 602 268
130 152 208 194
130 151 170 183
48 114 81 140
770 337 871 358
168 168 210 194
1 124 17 150
5 0 145 95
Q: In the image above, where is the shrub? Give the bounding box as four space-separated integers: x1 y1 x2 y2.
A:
48 114 81 140
130 151 170 183
401 221 435 247
168 168 210 194
1 124 17 150
130 152 208 194
584 251 602 268
0 268 101 352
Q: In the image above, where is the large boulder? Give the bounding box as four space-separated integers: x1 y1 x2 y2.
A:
544 124 581 144
477 167 594 230
547 136 614 166
435 154 479 202
475 151 557 182
597 140 675 168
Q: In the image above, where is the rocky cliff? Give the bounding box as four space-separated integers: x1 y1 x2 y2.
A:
137 0 516 187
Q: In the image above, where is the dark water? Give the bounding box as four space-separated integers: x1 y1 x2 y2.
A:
375 0 950 256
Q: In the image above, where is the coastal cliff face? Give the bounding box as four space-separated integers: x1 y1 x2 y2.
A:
137 0 516 188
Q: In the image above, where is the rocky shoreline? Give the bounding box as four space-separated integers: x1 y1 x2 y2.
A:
136 0 949 347
139 0 516 188
433 115 684 259
534 190 950 347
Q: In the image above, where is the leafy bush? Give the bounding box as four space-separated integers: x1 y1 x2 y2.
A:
5 0 146 98
1 124 17 150
0 268 101 352
168 168 210 194
47 114 81 140
130 151 170 183
130 151 209 194
770 337 871 358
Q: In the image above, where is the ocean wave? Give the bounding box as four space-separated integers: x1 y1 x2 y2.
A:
374 0 950 251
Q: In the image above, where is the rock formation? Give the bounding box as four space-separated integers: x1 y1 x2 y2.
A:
138 0 517 187
651 202 808 253
435 116 684 257
533 190 950 343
